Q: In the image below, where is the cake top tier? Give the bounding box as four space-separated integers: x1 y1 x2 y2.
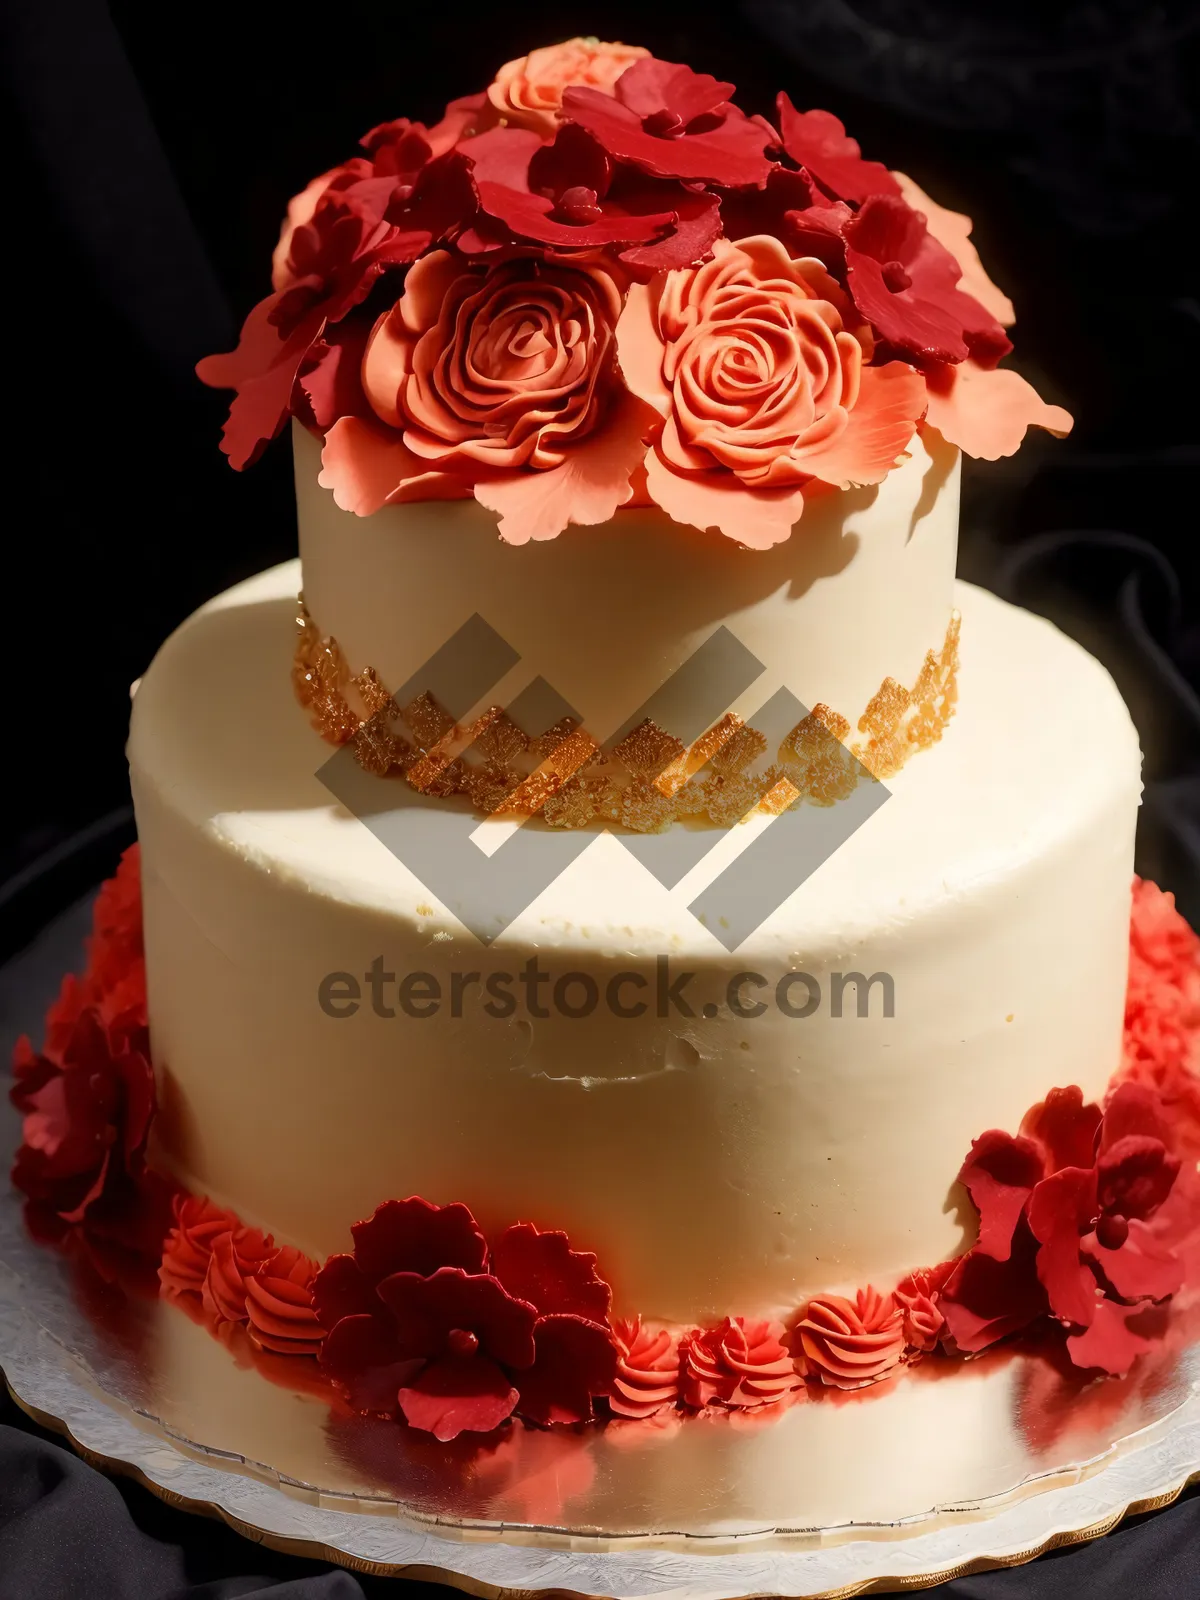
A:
199 38 1071 550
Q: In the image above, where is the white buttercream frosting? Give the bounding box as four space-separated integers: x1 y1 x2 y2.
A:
295 421 960 740
129 558 1141 1325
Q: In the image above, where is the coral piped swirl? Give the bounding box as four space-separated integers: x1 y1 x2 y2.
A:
680 1317 802 1409
610 1318 682 1418
794 1287 907 1388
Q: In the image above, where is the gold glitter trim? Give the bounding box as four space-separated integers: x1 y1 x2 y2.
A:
293 601 960 833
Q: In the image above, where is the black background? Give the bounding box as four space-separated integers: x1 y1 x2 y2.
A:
4 0 1200 910
3 0 1200 1591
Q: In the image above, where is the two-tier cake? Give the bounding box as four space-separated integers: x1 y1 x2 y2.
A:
13 39 1200 1480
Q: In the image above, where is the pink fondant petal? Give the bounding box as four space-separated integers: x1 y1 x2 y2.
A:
319 416 457 515
1100 1081 1173 1152
1097 1135 1179 1221
361 308 413 427
643 451 806 548
1082 1221 1183 1304
397 249 465 337
472 392 655 544
211 349 307 472
924 361 1073 460
798 361 925 489
1027 1167 1101 1328
614 282 671 416
458 126 545 187
397 1353 519 1440
1065 1298 1152 1377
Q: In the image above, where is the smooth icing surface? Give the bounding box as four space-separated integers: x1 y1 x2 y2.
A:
128 557 1141 1326
296 421 960 740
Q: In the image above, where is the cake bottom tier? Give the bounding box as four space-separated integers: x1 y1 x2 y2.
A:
129 563 1141 1327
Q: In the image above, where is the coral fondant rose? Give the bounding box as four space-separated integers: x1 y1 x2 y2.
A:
617 235 926 547
487 38 648 133
320 250 653 541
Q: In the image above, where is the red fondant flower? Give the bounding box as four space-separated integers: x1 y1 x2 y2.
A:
244 1246 326 1357
487 1220 612 1320
609 1318 681 1418
842 194 1009 367
792 1287 905 1388
459 123 717 278
380 1266 536 1437
487 38 650 134
942 1081 1186 1375
197 151 476 473
940 1222 1049 1353
426 92 489 156
717 166 853 274
562 56 774 188
617 233 925 546
894 1262 954 1353
320 249 654 542
314 1200 616 1440
774 97 899 204
679 1317 800 1409
159 1193 238 1296
293 315 373 434
893 173 1014 329
9 848 169 1261
510 1309 619 1427
11 1004 155 1234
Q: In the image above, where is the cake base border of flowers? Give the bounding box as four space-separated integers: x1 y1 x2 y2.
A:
11 853 1200 1443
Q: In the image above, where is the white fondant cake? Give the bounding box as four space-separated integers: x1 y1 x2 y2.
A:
129 438 1140 1326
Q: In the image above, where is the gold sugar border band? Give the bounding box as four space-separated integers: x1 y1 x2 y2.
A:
293 601 960 833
